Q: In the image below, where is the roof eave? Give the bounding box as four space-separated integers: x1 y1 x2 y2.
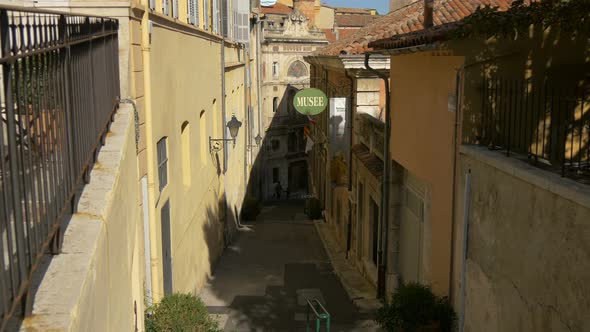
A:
340 54 390 71
370 42 442 55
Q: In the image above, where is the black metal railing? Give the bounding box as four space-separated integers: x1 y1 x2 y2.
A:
0 7 119 329
478 77 589 182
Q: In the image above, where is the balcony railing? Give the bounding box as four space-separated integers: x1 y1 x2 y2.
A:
478 77 589 183
0 7 119 329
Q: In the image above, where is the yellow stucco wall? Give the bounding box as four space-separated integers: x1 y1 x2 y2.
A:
148 22 227 298
389 52 464 295
316 6 335 29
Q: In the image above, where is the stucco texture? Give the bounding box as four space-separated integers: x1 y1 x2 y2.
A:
20 106 144 332
455 147 590 332
148 24 246 298
389 52 464 295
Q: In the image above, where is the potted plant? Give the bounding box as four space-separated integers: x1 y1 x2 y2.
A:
375 282 457 332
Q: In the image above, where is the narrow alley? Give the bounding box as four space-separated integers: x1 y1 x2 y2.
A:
200 200 380 331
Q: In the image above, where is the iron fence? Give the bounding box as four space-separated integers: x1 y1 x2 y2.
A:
478 76 589 182
0 6 119 329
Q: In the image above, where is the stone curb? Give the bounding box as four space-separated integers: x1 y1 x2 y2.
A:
312 220 382 312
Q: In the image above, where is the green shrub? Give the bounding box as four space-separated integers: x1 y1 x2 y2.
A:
375 282 457 332
145 293 222 332
241 197 261 221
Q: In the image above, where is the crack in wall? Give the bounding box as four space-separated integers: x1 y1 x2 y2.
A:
473 260 575 332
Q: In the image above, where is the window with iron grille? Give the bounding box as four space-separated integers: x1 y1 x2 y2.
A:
157 137 168 191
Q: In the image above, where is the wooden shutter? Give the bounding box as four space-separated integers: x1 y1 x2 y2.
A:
162 0 170 16
212 0 219 34
203 0 209 30
188 0 199 25
172 0 179 18
188 0 196 24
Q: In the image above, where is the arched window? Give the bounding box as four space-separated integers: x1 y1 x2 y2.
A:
287 60 308 78
181 121 191 187
273 97 279 113
199 110 207 165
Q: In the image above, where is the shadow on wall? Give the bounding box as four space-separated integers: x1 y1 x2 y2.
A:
460 22 590 180
244 84 311 202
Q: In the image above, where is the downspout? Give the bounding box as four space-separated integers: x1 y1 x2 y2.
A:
448 53 517 301
344 70 354 259
458 169 471 332
255 15 262 140
139 5 161 300
449 66 463 303
255 15 263 199
119 98 153 305
219 0 229 246
244 45 249 194
365 53 391 299
221 12 227 174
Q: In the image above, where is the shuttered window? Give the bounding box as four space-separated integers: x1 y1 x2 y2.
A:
188 0 199 25
203 0 209 30
162 0 170 16
157 137 168 191
172 0 179 18
233 0 249 44
212 0 219 34
149 0 155 10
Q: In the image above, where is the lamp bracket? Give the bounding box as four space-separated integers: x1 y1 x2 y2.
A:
209 136 236 153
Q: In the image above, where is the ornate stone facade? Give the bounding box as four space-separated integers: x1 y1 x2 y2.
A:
260 1 328 200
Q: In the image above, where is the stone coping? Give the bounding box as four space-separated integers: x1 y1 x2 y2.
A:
20 105 133 332
461 145 590 209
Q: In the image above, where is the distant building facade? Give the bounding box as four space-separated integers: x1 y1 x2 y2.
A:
259 0 328 200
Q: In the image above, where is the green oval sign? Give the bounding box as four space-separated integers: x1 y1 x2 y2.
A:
293 88 328 115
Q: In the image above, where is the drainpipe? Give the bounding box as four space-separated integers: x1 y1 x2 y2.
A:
139 4 161 300
449 66 463 303
255 15 263 199
344 70 354 259
424 0 434 29
219 0 230 246
244 45 249 194
255 15 262 141
365 53 391 299
458 169 471 332
221 15 227 174
448 53 517 302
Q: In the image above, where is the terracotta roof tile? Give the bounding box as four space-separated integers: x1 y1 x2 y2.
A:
322 29 337 43
335 14 380 27
315 0 515 56
334 7 375 14
261 3 293 15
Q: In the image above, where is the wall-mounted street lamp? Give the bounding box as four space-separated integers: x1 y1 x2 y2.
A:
209 114 242 153
247 133 263 151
